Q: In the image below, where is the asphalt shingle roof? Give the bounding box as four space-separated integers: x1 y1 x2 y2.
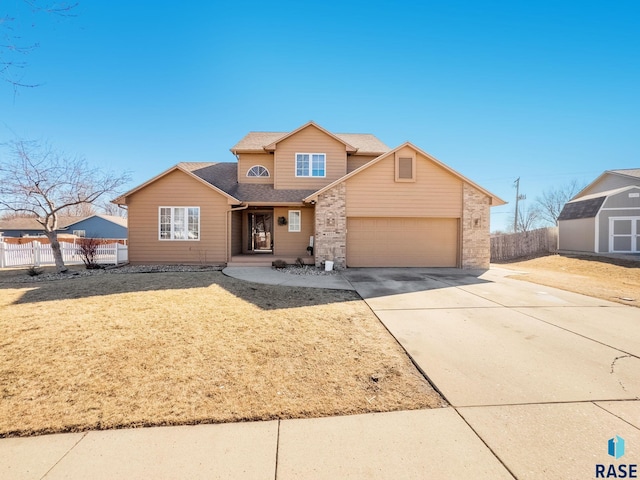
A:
181 163 316 203
558 196 606 221
231 131 389 155
609 168 640 179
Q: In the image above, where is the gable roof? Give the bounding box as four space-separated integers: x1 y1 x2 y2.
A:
113 163 241 205
609 168 640 179
572 168 640 200
67 214 128 229
303 142 507 206
230 122 390 155
262 122 357 153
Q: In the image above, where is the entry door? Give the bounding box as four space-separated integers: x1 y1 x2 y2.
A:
609 217 640 252
249 213 273 252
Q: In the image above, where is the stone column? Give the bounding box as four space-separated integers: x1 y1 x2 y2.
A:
314 182 347 269
461 183 491 269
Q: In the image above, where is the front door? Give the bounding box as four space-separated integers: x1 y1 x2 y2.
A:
249 213 273 252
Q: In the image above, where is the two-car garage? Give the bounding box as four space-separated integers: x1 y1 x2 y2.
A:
346 217 459 267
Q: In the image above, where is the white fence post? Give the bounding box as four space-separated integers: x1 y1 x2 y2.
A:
115 242 119 266
33 242 41 267
0 242 5 268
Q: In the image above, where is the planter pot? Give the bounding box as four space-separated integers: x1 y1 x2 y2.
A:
325 260 334 271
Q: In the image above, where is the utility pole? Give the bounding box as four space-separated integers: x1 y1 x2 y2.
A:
513 177 526 232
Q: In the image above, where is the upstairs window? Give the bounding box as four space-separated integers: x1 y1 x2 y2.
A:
395 154 416 182
296 153 326 177
159 207 200 240
247 165 270 177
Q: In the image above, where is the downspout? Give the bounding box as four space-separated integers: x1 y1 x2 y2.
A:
227 203 249 262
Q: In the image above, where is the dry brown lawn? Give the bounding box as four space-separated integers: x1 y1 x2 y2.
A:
0 269 443 437
495 254 640 307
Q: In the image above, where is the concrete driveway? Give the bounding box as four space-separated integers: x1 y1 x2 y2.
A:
343 266 640 479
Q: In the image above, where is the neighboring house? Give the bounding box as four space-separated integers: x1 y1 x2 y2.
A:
0 215 128 240
113 121 505 268
558 169 640 254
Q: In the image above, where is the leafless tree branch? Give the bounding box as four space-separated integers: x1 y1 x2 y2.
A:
535 180 585 226
0 139 130 272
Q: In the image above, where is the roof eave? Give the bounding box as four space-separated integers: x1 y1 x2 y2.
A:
305 142 507 206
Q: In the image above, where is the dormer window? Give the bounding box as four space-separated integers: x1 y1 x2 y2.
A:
296 153 326 177
247 165 270 177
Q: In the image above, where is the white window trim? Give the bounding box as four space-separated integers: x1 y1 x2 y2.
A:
73 230 86 238
288 210 301 232
159 206 200 241
295 153 326 178
246 165 270 177
608 216 640 252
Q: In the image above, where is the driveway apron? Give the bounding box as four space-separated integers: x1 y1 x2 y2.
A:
343 267 640 480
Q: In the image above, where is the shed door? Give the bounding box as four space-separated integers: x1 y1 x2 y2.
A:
346 217 458 267
609 217 640 252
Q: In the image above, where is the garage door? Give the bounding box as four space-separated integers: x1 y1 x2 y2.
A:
346 217 459 267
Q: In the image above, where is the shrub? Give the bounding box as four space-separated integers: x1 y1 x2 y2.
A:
77 238 103 269
295 257 304 267
27 266 43 277
272 259 287 269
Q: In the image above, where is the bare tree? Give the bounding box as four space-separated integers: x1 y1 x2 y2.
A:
515 203 541 233
100 201 127 218
535 180 585 226
0 140 130 272
1 1 78 91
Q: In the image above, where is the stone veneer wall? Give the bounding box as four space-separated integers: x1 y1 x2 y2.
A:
314 182 347 269
461 183 491 269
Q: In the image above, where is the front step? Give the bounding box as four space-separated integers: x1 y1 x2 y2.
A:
226 261 274 267
227 255 315 268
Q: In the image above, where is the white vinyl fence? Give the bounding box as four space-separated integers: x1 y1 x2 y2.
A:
0 241 128 268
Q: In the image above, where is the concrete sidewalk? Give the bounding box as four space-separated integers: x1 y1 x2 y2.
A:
2 409 514 479
222 266 355 290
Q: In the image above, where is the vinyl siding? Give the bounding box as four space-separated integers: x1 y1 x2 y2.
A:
345 147 463 217
127 169 228 264
558 218 595 252
66 217 127 239
602 187 640 209
580 175 639 197
347 155 378 173
598 209 640 252
274 125 347 190
273 207 314 257
237 153 275 184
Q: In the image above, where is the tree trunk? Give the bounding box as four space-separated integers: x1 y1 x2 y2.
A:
45 231 68 273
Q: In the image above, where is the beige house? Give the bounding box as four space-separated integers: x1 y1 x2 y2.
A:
559 169 640 253
114 122 505 269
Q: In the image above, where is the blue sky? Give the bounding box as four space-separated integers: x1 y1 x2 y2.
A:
2 0 639 231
